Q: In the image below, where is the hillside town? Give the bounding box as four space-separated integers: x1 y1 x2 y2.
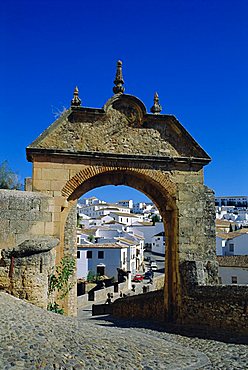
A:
76 194 248 294
76 196 164 297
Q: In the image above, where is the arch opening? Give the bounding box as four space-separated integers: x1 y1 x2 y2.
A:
62 167 179 321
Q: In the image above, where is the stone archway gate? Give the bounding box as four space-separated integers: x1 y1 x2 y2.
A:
26 61 217 318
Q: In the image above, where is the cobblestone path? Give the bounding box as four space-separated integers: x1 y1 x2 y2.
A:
0 292 247 369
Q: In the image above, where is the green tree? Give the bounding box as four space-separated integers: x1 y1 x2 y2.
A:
151 214 160 225
229 223 233 232
88 234 95 242
0 161 22 190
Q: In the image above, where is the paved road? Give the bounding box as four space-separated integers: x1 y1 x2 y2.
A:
0 292 247 369
144 250 165 272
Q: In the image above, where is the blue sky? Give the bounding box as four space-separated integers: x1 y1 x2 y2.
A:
0 0 247 202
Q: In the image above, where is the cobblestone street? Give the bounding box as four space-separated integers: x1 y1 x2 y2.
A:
0 292 247 370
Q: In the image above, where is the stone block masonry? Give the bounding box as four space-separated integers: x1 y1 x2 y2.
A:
181 285 248 335
0 189 54 249
0 237 58 309
113 290 165 322
0 189 59 309
112 285 248 336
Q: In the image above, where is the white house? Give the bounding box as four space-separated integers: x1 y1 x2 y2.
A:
216 230 248 256
215 206 248 227
127 222 164 249
217 256 248 285
77 230 94 246
77 224 144 279
79 196 106 205
109 212 142 225
77 243 129 280
132 202 155 214
132 202 147 214
79 203 130 218
117 233 144 272
117 199 133 210
215 196 248 208
77 242 139 280
224 232 248 256
216 234 227 256
151 231 165 256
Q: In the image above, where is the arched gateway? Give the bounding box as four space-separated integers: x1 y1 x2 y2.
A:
26 61 217 318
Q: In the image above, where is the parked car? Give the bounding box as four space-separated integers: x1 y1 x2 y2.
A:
132 274 144 282
144 270 154 279
150 261 158 270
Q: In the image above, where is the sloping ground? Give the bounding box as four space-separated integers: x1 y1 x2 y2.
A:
0 292 248 369
0 292 209 369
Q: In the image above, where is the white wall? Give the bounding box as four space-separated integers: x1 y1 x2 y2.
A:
219 266 248 285
151 234 165 255
224 234 248 255
77 247 128 280
128 222 164 245
77 249 88 279
95 228 120 239
216 236 226 256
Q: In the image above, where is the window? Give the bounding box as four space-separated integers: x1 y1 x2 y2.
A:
231 276 237 284
87 251 92 259
98 251 104 259
229 244 234 252
77 251 80 259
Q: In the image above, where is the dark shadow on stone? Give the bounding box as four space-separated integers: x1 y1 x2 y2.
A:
87 314 248 345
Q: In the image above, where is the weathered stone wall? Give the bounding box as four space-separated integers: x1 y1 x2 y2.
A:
0 190 59 309
0 237 58 309
62 204 77 316
113 290 165 322
0 189 54 249
180 285 248 335
112 286 248 335
176 178 216 265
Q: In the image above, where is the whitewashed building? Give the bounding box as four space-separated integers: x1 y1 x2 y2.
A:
77 242 138 280
217 256 248 285
215 196 248 207
79 197 106 205
79 203 130 218
117 199 133 209
128 222 164 249
216 231 248 256
109 212 142 225
151 231 165 256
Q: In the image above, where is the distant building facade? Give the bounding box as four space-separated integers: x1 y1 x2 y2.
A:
215 196 248 207
151 231 165 256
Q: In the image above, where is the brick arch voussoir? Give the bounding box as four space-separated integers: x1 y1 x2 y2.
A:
62 165 177 202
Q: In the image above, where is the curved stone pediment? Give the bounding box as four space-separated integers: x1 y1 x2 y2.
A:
27 92 210 168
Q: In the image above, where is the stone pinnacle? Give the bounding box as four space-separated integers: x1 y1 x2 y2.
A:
71 86 82 107
150 92 162 114
113 60 125 94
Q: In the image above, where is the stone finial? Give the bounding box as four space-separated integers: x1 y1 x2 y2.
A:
71 86 82 107
150 92 162 114
113 60 125 94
